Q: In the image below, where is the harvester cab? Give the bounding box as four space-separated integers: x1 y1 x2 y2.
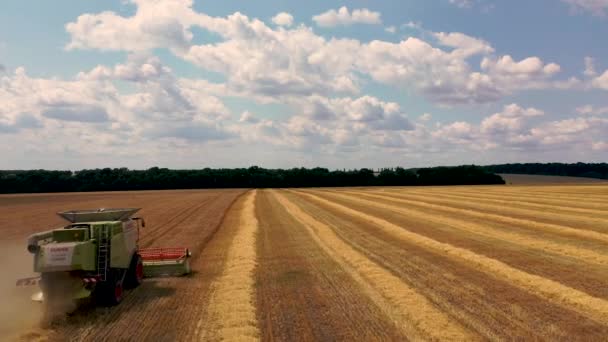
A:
17 208 191 307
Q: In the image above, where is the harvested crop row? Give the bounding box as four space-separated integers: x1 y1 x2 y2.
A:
340 190 608 245
396 187 608 211
364 190 608 231
306 190 608 300
255 190 405 341
198 190 259 342
438 188 608 206
495 185 608 195
286 190 608 339
327 190 608 267
449 184 607 194
295 190 608 325
273 191 474 341
396 189 608 218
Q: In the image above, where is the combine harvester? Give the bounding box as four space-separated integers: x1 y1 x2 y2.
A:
16 208 191 307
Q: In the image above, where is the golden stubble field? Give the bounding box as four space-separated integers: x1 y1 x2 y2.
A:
1 183 608 341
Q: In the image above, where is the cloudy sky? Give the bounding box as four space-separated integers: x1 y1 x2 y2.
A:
1 0 607 170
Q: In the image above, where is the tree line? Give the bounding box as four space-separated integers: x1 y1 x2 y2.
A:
483 163 608 180
0 165 504 193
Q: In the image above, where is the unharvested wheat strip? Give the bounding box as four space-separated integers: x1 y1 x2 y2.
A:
336 190 608 245
199 191 259 341
395 190 608 218
365 190 608 230
323 191 608 266
273 191 475 341
295 190 608 325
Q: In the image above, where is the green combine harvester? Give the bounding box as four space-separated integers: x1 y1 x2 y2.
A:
17 208 191 306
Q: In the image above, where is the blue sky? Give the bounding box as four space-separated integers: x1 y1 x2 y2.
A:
0 0 607 169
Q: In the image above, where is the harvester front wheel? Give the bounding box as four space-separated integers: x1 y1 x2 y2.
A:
125 253 144 289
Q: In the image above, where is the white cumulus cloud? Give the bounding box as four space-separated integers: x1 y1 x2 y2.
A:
449 0 473 8
272 12 294 27
592 141 608 150
64 2 568 106
577 104 608 115
312 7 382 27
434 31 494 57
592 70 608 89
480 104 544 135
584 56 597 77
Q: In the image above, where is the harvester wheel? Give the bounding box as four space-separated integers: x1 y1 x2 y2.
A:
96 270 125 306
125 254 144 288
113 280 124 305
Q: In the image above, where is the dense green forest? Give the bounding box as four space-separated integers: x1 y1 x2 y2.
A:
484 163 608 180
0 165 504 193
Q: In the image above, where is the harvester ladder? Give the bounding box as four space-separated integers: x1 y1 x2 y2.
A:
97 225 111 281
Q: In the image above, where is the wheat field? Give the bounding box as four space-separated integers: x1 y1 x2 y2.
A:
3 184 608 341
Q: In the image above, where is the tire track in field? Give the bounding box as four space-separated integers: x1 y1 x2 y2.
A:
198 190 259 341
142 194 220 247
295 190 608 325
273 191 475 341
330 190 608 267
397 189 608 218
128 195 197 244
140 194 216 246
341 190 608 245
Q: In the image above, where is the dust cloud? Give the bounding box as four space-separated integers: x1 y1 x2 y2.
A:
0 241 43 340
